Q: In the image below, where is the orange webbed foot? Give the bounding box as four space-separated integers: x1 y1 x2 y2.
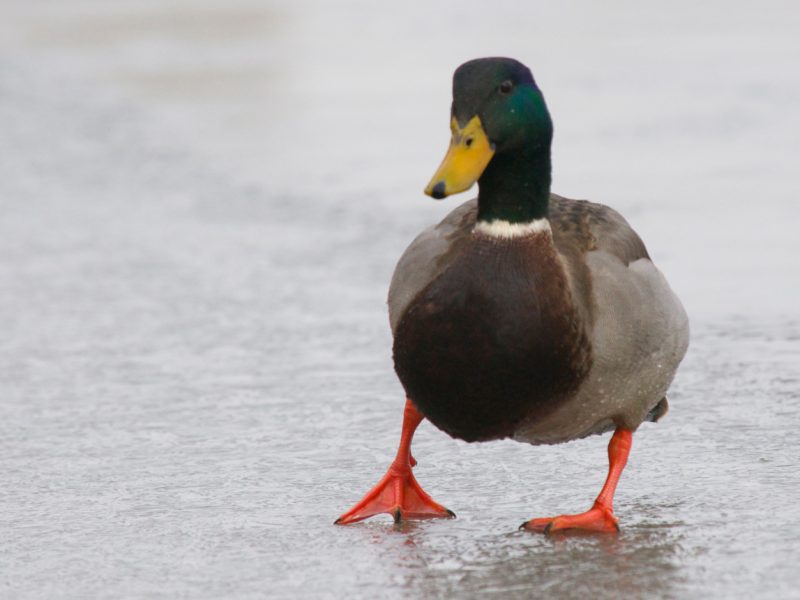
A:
335 464 455 525
521 428 633 535
335 399 454 525
520 501 619 534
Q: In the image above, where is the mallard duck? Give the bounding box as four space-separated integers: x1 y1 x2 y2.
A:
336 57 689 533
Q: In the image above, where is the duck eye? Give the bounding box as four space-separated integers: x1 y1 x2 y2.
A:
498 80 513 94
465 137 474 148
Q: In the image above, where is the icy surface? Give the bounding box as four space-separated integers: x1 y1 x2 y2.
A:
1 1 799 598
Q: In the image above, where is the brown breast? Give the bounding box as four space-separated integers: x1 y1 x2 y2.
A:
392 231 592 442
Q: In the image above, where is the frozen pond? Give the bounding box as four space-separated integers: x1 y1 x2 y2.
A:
1 1 799 598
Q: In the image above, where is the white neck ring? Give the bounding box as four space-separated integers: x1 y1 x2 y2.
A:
473 218 551 239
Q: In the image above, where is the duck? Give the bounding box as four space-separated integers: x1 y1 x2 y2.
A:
335 57 689 533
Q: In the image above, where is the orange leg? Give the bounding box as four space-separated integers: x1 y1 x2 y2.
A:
521 428 633 534
335 399 455 525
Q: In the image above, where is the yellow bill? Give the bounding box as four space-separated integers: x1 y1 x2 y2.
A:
424 116 495 199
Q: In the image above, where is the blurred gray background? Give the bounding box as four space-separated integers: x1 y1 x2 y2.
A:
1 1 798 598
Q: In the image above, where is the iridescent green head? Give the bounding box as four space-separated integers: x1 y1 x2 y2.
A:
425 58 553 222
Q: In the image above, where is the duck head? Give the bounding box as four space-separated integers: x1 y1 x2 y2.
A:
424 58 553 210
